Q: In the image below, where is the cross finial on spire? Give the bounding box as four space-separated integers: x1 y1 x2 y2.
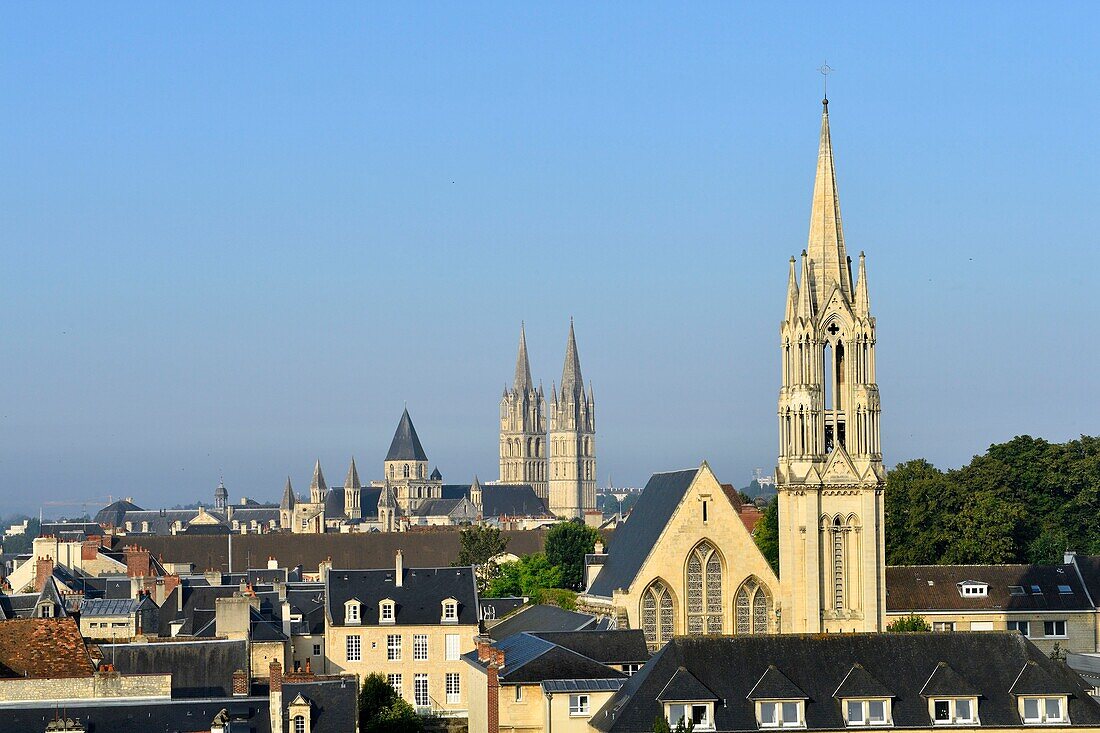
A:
818 61 833 107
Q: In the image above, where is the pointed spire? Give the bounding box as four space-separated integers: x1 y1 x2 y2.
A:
784 256 799 322
377 483 397 509
281 477 296 510
560 319 584 400
344 458 361 490
310 460 327 493
853 251 870 316
514 322 533 392
796 250 815 321
806 98 853 309
386 407 429 462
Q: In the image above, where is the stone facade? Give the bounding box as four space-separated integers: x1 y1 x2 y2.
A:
0 671 171 703
547 321 596 519
776 98 886 634
499 324 548 498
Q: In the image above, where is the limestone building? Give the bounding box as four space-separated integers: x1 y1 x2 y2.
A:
776 96 886 633
547 321 596 519
499 324 548 498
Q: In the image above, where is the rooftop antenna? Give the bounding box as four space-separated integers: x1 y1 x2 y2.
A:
818 61 834 104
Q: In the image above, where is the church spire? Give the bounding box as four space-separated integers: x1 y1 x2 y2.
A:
560 319 584 400
344 458 361 490
854 250 870 316
514 322 533 392
796 250 815 321
280 477 296 510
784 256 799 322
806 98 853 308
309 459 327 503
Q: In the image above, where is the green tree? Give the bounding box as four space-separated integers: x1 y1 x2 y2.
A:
886 614 931 632
487 553 563 597
545 520 602 590
653 716 672 733
753 498 780 574
453 526 509 592
942 490 1025 564
359 673 424 733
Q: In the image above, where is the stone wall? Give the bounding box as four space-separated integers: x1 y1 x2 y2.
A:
0 672 171 702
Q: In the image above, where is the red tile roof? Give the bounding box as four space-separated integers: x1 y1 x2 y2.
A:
0 617 94 679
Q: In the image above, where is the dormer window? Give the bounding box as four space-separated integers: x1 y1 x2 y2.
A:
957 581 988 598
1021 696 1067 724
844 699 892 727
441 599 458 624
757 701 805 729
668 702 714 730
344 599 362 625
379 599 395 624
930 698 978 725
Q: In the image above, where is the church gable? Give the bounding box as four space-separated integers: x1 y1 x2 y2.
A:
820 446 860 485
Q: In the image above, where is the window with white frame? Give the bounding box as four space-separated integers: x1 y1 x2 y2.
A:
669 703 714 729
1008 620 1031 637
624 663 642 676
844 699 891 726
414 674 429 707
970 621 994 631
345 600 361 624
379 600 395 624
387 673 402 697
515 685 523 702
442 600 458 623
446 672 461 704
445 634 460 661
387 634 402 661
570 694 591 716
345 634 361 662
1043 620 1067 637
758 701 805 728
957 582 988 598
932 622 956 632
414 634 429 661
931 698 978 725
1022 696 1066 724
293 715 306 733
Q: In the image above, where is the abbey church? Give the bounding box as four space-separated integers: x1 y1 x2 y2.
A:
579 97 887 647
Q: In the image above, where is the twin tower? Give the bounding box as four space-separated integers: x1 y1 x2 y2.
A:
499 321 596 519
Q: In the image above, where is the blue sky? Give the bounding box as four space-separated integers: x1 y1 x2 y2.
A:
1 3 1098 515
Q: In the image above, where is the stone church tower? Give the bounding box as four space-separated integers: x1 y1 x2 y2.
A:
499 324 548 498
548 321 596 519
776 98 885 634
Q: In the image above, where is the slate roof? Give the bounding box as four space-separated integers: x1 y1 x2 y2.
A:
833 664 894 699
324 488 346 519
886 564 1092 612
1072 555 1100 606
482 484 552 518
286 585 328 635
99 638 250 697
0 697 271 733
1010 660 1082 696
543 678 626 694
326 566 478 626
463 632 627 685
79 597 139 617
386 408 428 462
0 593 38 619
282 677 359 733
488 604 599 639
0 617 94 679
920 662 980 697
659 667 718 702
592 633 1100 732
94 499 144 528
480 596 527 621
587 469 699 598
530 630 650 665
747 665 808 700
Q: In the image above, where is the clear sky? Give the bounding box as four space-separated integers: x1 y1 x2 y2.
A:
2 3 1098 515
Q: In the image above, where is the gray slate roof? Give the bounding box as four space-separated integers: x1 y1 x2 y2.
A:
593 632 1100 732
326 566 478 626
587 468 699 598
79 598 139 617
386 408 428 462
488 604 599 639
99 638 249 698
282 677 359 733
531 630 650 665
464 631 626 685
887 564 1093 612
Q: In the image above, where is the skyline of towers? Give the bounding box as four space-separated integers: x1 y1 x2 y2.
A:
776 97 886 634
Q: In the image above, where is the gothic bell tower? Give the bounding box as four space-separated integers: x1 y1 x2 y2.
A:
499 323 548 497
548 320 596 519
777 98 885 633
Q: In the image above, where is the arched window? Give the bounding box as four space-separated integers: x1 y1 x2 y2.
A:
403 464 410 478
389 465 394 479
293 715 306 733
685 542 723 635
735 578 772 635
641 581 675 651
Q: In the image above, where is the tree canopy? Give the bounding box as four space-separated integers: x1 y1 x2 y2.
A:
358 673 424 732
545 520 602 590
453 525 509 592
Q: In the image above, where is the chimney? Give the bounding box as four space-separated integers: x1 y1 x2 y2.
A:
34 556 54 592
1064 551 1078 566
232 669 249 696
395 550 404 587
81 540 99 562
318 557 332 582
269 660 284 733
487 653 501 733
162 574 181 605
124 545 151 578
204 569 223 586
281 599 292 639
594 540 604 554
268 556 278 570
269 660 283 691
477 636 493 663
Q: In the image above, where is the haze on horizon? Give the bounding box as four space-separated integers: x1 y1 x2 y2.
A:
2 3 1098 515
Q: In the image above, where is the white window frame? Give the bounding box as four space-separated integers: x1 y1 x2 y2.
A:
387 634 402 661
843 699 892 727
445 633 461 661
1043 620 1067 638
757 700 805 729
441 599 458 624
387 673 403 697
1008 620 1032 637
957 582 988 597
570 694 591 717
668 702 715 729
930 698 978 725
293 714 306 733
445 672 461 704
969 621 994 631
379 600 395 624
344 600 361 625
414 633 429 661
932 621 956 632
414 673 429 708
345 634 361 662
1021 696 1067 724
515 685 523 702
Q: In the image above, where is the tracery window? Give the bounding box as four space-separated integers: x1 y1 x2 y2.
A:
686 542 722 635
641 580 675 651
735 578 772 635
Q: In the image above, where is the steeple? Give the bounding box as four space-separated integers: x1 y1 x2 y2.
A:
853 251 870 317
796 250 815 321
344 458 361 490
280 477 296 510
514 322 533 392
560 319 584 400
386 408 429 462
784 256 799 322
806 98 853 309
309 460 327 504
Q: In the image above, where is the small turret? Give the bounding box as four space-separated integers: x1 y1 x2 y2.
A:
470 476 483 512
853 251 870 317
309 460 327 504
784 256 799 323
796 250 815 321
